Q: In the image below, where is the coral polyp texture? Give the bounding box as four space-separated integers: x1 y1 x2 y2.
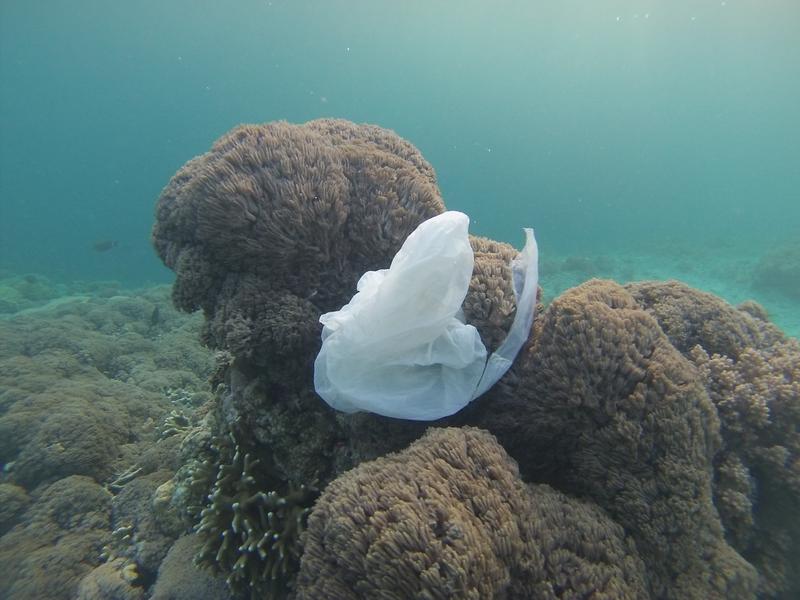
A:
625 280 786 359
458 279 758 598
625 280 800 597
463 236 524 351
147 119 800 599
296 426 649 599
151 119 444 372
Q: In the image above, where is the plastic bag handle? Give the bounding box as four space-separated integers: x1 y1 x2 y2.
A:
471 227 538 399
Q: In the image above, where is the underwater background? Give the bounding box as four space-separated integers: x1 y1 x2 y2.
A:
1 0 798 334
2 3 800 600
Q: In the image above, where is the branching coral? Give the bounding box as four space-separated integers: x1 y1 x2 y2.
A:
159 409 192 439
296 427 648 599
195 430 318 598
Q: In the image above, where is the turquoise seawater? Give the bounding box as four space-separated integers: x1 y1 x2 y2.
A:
2 4 800 599
1 0 798 333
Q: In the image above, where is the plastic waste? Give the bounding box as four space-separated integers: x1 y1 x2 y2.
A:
314 210 538 420
472 226 538 397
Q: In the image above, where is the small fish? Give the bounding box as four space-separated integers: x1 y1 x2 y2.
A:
149 306 162 329
92 240 118 252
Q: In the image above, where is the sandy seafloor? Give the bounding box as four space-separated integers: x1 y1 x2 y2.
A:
0 240 796 599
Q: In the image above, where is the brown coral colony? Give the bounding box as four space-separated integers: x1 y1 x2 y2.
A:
149 119 800 599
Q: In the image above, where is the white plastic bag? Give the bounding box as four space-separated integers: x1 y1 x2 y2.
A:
314 210 538 420
472 226 539 398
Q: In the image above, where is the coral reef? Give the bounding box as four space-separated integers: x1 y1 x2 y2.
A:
150 534 232 600
152 119 444 375
0 476 113 600
626 280 785 359
296 427 648 599
0 274 59 314
625 280 800 596
148 122 455 567
75 558 145 600
9 380 134 487
462 235 522 352
109 470 177 576
0 283 24 313
459 279 757 598
194 428 318 598
0 120 800 600
0 482 28 535
146 119 800 599
0 285 214 598
0 285 213 490
692 336 800 596
149 119 536 503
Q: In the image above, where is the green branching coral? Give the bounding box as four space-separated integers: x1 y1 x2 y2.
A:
194 431 318 598
159 409 192 439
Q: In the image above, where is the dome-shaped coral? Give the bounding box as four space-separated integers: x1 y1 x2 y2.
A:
462 236 524 352
626 280 785 359
152 120 444 372
692 341 800 596
625 281 800 596
461 279 757 599
296 427 648 599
